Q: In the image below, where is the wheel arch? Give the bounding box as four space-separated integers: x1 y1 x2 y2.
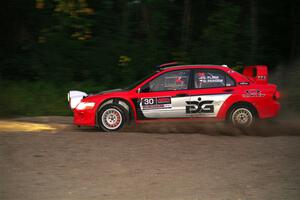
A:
95 97 136 126
226 101 259 120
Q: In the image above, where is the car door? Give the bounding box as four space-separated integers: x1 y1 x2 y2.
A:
187 68 236 118
137 69 192 119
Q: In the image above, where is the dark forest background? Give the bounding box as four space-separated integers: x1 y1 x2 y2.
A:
0 0 299 116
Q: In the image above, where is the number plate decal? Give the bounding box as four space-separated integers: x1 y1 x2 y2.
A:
141 97 172 110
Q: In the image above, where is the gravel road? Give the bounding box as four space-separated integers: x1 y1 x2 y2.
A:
0 117 299 200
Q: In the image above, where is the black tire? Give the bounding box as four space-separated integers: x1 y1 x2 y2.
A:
228 105 256 128
97 104 129 132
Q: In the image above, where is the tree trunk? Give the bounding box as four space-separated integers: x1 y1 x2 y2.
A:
141 0 150 38
116 0 129 42
250 0 258 63
290 0 299 61
181 0 192 51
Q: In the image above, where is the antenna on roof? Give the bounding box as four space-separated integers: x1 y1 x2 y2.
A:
156 61 178 69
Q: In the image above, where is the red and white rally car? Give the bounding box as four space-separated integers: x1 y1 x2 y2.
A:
68 63 280 132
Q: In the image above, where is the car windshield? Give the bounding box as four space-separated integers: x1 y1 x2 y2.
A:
124 71 159 90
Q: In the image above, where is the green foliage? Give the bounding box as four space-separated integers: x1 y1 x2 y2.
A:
0 81 105 117
199 2 241 65
0 0 299 116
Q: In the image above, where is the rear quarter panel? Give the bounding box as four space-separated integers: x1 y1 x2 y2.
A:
217 83 279 119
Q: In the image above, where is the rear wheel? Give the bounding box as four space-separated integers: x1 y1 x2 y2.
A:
229 106 256 128
97 104 128 132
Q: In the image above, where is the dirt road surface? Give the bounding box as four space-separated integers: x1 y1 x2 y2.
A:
0 117 300 200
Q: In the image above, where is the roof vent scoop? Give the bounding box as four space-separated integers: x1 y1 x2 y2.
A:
156 61 178 69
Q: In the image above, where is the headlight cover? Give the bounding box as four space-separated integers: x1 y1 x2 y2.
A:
76 102 95 110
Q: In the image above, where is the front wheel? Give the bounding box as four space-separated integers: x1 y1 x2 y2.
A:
229 106 256 128
97 104 128 132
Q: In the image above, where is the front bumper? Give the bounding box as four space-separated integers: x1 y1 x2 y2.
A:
73 109 96 127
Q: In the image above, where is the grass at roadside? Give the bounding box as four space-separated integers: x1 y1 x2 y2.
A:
0 81 106 117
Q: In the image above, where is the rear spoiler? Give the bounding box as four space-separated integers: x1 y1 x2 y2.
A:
243 65 268 84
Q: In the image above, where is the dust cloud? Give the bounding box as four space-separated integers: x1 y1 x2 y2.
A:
271 60 300 117
125 119 300 136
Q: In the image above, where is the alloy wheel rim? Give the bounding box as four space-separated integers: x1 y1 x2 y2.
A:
232 108 253 127
101 108 122 130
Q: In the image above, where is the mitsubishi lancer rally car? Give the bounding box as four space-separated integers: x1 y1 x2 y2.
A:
68 63 280 132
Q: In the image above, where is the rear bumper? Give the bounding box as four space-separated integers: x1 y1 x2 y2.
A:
256 100 280 119
73 109 96 127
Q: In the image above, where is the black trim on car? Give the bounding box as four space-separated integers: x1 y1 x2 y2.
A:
131 98 148 120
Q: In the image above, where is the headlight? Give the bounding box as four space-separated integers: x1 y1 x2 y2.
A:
76 102 95 110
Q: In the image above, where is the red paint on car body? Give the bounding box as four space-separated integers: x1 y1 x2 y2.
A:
72 65 280 127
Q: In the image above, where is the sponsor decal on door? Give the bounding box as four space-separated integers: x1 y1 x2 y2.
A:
186 97 214 113
141 97 172 110
186 94 231 117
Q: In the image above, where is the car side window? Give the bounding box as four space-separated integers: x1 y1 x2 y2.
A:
225 74 235 87
141 70 190 92
194 69 234 89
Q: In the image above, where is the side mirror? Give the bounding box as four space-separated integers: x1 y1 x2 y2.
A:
138 84 150 93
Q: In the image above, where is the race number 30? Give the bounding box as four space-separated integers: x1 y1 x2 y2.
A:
142 98 156 105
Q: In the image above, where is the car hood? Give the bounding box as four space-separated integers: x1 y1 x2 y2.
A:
86 88 129 99
95 88 127 95
68 88 129 109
